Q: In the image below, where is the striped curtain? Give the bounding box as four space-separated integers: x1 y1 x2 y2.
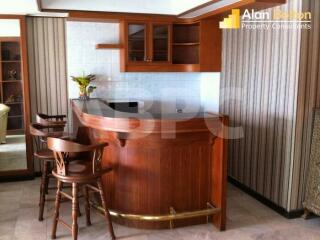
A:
220 0 302 211
26 17 68 126
26 17 68 171
292 0 320 210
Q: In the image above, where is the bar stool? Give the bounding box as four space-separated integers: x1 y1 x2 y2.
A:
47 137 115 240
30 123 68 221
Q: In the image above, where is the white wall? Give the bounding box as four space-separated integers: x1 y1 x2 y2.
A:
66 21 220 113
200 73 220 113
0 19 20 37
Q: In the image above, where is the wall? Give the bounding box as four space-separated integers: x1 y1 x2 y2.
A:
66 21 220 114
0 19 20 36
220 0 302 211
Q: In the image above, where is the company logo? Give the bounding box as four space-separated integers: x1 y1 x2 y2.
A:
220 9 312 30
219 9 240 29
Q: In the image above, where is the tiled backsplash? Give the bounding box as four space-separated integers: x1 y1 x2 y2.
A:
66 21 220 113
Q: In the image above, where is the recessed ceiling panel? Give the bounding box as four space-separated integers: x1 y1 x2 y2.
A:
41 0 211 15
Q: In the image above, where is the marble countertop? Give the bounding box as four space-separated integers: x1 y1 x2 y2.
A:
72 98 220 120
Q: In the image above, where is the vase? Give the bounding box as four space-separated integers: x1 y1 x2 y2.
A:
79 92 89 101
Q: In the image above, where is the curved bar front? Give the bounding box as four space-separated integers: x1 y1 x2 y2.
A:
72 99 228 230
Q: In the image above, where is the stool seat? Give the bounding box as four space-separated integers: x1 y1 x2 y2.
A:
52 160 112 184
34 149 54 159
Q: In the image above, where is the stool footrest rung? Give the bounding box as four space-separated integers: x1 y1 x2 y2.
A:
58 219 72 231
86 184 100 193
60 191 73 201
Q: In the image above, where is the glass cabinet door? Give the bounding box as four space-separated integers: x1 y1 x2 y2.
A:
127 23 146 62
152 25 170 62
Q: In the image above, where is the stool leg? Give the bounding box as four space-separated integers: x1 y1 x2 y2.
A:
97 179 115 240
72 182 79 240
83 185 91 226
77 191 82 217
39 161 48 221
45 161 50 194
51 180 62 239
38 160 43 207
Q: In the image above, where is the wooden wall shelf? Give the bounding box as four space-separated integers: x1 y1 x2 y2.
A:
95 43 123 49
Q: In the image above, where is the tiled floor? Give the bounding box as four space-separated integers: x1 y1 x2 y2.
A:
0 179 319 240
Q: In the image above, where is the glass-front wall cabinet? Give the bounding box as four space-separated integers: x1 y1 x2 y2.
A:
152 25 169 62
127 23 170 63
128 23 146 62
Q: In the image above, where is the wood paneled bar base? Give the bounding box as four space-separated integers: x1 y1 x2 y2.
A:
72 99 228 230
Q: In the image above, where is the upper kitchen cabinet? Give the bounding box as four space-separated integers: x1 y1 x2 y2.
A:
127 23 147 62
120 21 171 71
120 18 221 72
151 24 171 63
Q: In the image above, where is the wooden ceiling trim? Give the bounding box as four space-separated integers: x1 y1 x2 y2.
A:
178 0 286 20
36 0 43 12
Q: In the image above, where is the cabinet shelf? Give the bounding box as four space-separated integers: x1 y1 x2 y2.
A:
1 60 20 63
1 80 22 83
128 38 145 41
173 42 200 46
129 50 144 52
5 102 23 105
8 115 23 118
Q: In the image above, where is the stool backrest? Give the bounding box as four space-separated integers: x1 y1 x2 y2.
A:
36 113 67 130
30 123 65 151
47 137 108 176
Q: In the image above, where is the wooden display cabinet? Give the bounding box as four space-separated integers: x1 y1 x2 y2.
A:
0 15 34 180
119 18 221 72
0 37 24 134
121 21 172 71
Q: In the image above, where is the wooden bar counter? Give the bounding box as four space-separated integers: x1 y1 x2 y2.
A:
72 99 228 230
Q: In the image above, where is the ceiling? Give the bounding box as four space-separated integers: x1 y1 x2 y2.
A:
0 0 212 15
0 0 39 15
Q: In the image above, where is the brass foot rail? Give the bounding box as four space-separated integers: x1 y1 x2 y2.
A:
89 200 220 226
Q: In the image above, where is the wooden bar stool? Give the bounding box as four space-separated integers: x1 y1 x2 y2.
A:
30 123 68 221
48 137 116 240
